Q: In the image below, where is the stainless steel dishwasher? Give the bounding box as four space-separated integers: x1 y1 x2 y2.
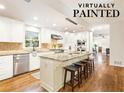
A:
13 53 29 76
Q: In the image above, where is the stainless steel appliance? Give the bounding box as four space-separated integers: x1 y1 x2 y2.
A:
13 53 29 76
51 34 63 40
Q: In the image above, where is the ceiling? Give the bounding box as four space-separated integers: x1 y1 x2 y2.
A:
92 24 110 37
0 0 123 34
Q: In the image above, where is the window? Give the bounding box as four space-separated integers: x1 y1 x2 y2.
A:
25 25 40 48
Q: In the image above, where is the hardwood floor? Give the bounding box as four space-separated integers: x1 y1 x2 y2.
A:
0 53 124 92
0 71 47 92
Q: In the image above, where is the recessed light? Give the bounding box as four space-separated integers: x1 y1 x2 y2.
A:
33 17 38 21
73 30 76 32
91 28 94 31
65 32 69 35
65 27 68 30
34 24 38 27
53 24 57 26
0 4 5 10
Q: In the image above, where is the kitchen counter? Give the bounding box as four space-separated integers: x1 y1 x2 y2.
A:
39 52 90 62
0 50 29 56
0 49 54 56
39 52 89 92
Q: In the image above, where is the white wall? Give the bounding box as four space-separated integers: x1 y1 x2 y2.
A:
110 20 124 67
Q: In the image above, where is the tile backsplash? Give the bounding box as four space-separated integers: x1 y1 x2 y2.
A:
41 43 50 49
0 42 23 51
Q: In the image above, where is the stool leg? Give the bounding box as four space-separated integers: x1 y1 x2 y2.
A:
86 63 88 78
71 72 75 92
80 67 82 84
90 63 92 74
64 70 67 89
84 66 87 80
93 60 95 71
78 70 80 87
88 63 92 75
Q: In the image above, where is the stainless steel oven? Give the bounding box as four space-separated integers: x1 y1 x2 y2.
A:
13 53 29 76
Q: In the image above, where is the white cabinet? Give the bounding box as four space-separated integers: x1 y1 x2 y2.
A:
0 55 13 81
29 52 54 71
10 20 24 42
0 16 24 42
40 28 51 43
0 17 11 42
29 53 40 71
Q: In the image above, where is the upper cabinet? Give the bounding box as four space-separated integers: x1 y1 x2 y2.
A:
0 17 11 42
10 20 24 42
40 28 52 43
0 16 24 42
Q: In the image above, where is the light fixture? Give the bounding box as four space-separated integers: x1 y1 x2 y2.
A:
33 17 38 21
65 32 69 35
73 30 76 32
65 27 68 30
34 24 38 27
53 24 56 26
0 4 5 10
91 28 94 31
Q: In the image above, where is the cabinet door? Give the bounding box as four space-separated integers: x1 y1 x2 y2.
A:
29 53 40 71
40 28 51 43
0 17 11 42
0 16 24 42
10 20 24 42
0 55 13 80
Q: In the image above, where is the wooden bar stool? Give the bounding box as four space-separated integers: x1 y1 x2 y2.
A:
73 62 86 83
84 58 95 72
80 61 89 78
87 53 95 71
64 65 80 92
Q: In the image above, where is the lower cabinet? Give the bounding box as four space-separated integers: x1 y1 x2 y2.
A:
29 53 40 71
29 52 54 71
0 55 13 81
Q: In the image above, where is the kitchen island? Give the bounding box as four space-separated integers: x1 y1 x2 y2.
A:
39 52 90 92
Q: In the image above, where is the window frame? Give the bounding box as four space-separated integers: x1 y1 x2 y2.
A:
23 25 41 49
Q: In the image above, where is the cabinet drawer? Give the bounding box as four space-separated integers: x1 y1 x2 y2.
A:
0 55 13 64
0 67 13 73
0 62 13 70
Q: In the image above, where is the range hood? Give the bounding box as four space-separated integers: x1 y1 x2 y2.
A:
51 34 63 40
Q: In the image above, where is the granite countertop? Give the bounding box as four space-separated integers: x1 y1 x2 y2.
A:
0 49 53 56
39 52 90 62
0 50 30 56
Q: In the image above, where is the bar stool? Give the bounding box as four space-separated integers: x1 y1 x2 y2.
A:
64 65 80 92
87 53 95 71
84 58 95 72
80 61 89 78
73 62 86 84
80 53 95 77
